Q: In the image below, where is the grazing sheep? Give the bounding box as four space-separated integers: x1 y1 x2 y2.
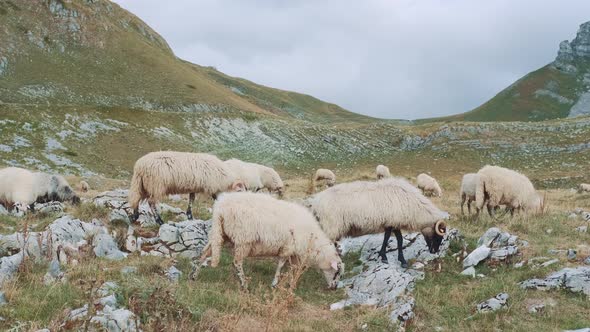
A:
460 173 479 215
475 165 544 218
256 165 284 197
0 167 80 213
79 180 89 193
309 168 336 193
417 173 442 197
223 159 263 192
193 192 343 289
579 183 590 193
128 151 244 224
305 178 449 268
376 165 391 179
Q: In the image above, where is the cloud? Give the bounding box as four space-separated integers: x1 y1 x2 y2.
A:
113 0 590 119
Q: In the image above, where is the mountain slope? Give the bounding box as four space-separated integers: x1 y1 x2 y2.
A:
425 21 590 122
0 0 372 123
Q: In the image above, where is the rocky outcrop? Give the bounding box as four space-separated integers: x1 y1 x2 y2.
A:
331 229 461 329
462 228 523 268
520 266 590 296
476 293 509 313
554 22 590 73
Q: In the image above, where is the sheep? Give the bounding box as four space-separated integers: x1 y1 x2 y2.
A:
0 167 80 213
223 159 263 192
305 177 449 268
79 180 89 193
460 173 479 215
193 192 343 290
256 165 284 197
376 165 391 179
417 173 442 197
579 183 590 193
309 168 336 193
128 151 245 224
475 165 544 218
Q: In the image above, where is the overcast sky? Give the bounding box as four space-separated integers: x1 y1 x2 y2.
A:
113 1 590 119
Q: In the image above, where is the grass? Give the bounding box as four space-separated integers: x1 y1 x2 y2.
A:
0 172 588 331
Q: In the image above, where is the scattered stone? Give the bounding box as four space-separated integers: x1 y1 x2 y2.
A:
585 257 590 265
67 304 89 321
563 329 590 332
92 233 127 260
0 253 24 287
120 266 137 275
460 266 476 277
548 249 567 255
33 201 65 215
166 266 182 282
526 298 556 314
540 259 560 268
43 259 65 285
520 266 590 296
411 262 425 270
90 306 140 332
476 293 509 313
567 249 577 261
546 229 553 234
528 303 545 314
514 261 525 268
463 246 491 268
568 213 579 220
0 205 9 216
138 219 210 258
476 274 486 278
576 226 588 233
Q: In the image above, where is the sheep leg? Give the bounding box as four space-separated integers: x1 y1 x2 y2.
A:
393 229 408 268
187 193 195 220
487 204 495 218
460 194 466 215
149 201 164 225
233 245 250 290
271 257 287 288
379 227 392 264
130 208 140 224
467 199 472 215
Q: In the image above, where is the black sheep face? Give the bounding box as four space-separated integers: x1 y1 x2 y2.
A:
421 227 444 254
57 184 80 205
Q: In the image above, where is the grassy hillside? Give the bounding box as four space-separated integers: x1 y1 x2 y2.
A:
421 22 590 123
0 0 373 123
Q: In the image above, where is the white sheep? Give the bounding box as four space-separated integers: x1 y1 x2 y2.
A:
223 159 263 192
305 177 449 268
128 151 244 224
193 192 343 289
579 183 590 193
460 173 479 215
256 165 284 197
417 173 442 197
475 165 544 218
309 168 336 193
0 167 80 214
376 165 391 179
79 180 89 193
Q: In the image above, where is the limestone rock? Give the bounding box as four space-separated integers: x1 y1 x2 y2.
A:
0 253 24 287
90 306 140 332
43 259 65 285
520 266 590 296
92 233 127 260
0 291 7 306
460 266 476 277
166 266 182 282
463 246 491 268
476 293 509 313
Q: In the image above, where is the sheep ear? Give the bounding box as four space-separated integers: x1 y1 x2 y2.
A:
331 261 339 271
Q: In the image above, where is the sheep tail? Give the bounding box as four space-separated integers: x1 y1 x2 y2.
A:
209 211 225 268
128 171 145 210
475 174 486 210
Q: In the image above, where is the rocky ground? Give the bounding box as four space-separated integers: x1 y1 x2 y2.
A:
0 184 588 331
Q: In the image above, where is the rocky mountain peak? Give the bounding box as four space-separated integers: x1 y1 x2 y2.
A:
553 21 590 73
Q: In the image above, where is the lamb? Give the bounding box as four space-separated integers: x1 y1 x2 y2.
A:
193 192 343 290
376 165 391 179
309 168 336 193
256 165 284 197
579 183 590 193
460 173 479 215
223 159 263 192
0 167 80 213
305 177 449 268
417 173 442 197
475 165 544 218
79 180 89 193
128 151 244 224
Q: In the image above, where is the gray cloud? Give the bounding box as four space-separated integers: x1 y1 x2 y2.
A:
113 0 590 119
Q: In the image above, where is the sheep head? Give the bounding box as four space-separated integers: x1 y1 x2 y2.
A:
421 220 447 254
321 259 344 289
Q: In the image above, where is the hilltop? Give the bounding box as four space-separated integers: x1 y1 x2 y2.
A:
425 21 590 122
0 0 372 123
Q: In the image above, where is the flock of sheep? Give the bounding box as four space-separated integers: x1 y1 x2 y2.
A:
1 150 589 290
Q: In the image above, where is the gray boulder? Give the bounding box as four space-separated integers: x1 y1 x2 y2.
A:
92 233 127 260
463 246 491 268
520 266 590 296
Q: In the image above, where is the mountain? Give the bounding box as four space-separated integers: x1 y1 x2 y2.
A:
426 21 590 122
0 0 372 123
